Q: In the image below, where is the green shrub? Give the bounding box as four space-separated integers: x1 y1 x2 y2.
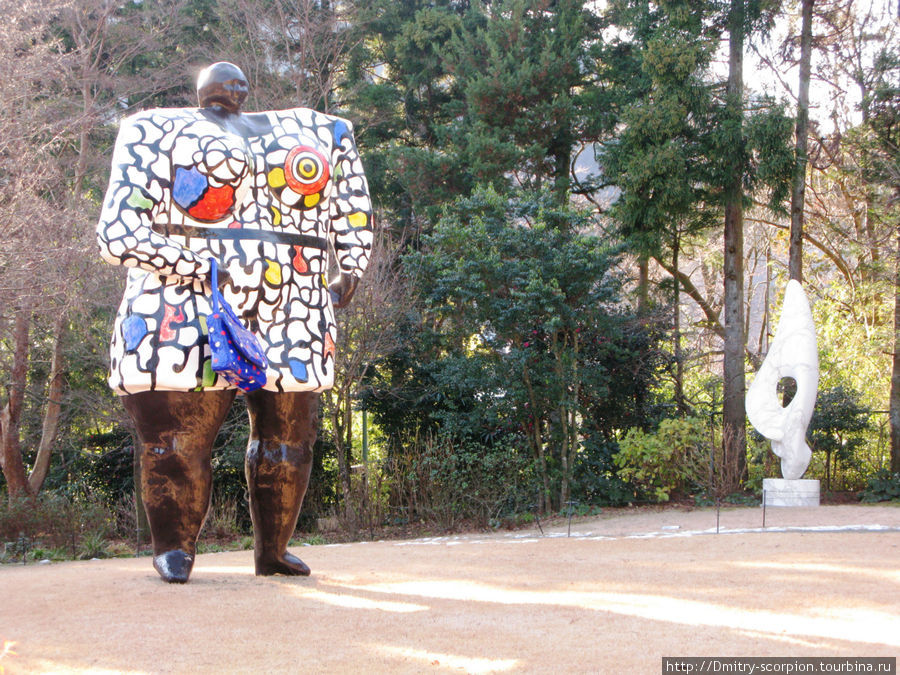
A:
78 532 109 559
292 534 327 546
35 547 72 562
111 493 139 540
0 493 112 563
0 497 43 562
392 432 536 529
859 469 900 503
614 417 710 502
39 494 111 558
200 495 248 541
570 436 635 507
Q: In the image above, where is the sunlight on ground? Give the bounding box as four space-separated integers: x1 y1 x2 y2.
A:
285 584 429 613
732 561 900 584
18 661 144 675
0 639 17 675
336 579 900 648
734 629 856 651
372 645 519 673
193 565 255 574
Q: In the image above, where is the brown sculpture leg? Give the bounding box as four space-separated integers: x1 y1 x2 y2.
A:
244 390 318 576
123 390 236 583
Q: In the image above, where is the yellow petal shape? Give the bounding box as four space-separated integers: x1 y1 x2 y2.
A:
348 211 368 229
270 205 282 226
268 167 286 189
265 259 282 286
304 193 321 208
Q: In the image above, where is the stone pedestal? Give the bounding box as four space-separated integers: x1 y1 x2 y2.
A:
762 478 820 507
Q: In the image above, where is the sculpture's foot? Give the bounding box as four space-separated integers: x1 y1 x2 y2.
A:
255 551 311 577
153 550 195 584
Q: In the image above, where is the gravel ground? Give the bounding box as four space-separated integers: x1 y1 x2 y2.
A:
1 504 898 674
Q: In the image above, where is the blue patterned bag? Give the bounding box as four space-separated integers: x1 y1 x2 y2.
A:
206 258 268 391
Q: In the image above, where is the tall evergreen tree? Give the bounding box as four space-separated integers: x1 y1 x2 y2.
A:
721 0 749 484
403 187 662 511
342 0 470 234
597 0 723 408
443 0 598 204
598 0 791 444
788 0 814 282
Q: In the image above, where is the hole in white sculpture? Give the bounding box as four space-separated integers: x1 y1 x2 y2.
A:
777 376 797 407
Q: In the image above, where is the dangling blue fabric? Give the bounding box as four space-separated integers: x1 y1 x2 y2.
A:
206 258 268 391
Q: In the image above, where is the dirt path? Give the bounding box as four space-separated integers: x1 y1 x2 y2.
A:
2 504 898 674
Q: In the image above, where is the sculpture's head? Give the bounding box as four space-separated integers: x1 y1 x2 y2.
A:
197 62 248 114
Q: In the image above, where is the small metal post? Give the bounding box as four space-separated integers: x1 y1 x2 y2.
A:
762 490 767 528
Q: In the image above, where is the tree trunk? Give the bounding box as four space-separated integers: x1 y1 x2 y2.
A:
856 73 881 276
890 225 900 474
556 332 581 509
28 314 67 493
552 125 573 206
342 396 354 523
552 333 571 508
673 234 685 415
1 307 33 500
722 0 747 487
534 420 549 513
788 0 813 283
566 333 581 506
328 388 353 522
559 404 570 508
522 365 550 513
637 254 650 312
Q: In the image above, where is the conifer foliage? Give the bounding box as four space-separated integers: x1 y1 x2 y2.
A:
1 0 898 535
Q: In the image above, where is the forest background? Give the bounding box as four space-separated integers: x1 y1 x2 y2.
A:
0 0 898 559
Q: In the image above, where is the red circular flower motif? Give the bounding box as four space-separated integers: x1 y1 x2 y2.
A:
284 145 329 195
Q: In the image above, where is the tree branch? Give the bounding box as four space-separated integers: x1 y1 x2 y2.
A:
745 211 855 287
654 255 725 339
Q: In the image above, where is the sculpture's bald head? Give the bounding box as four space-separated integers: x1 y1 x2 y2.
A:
197 62 248 113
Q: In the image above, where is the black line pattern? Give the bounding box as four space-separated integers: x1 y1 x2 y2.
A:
97 106 373 394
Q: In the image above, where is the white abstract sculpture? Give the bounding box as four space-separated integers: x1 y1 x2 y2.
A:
746 280 819 480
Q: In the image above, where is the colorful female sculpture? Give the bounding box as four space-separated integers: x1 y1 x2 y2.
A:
97 63 373 582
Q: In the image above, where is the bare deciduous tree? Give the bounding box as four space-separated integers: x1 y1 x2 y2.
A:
1 0 191 501
214 0 364 112
323 225 410 529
